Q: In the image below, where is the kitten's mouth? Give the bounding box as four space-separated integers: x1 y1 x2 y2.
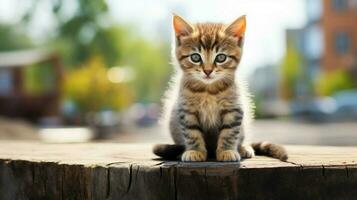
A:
202 76 216 83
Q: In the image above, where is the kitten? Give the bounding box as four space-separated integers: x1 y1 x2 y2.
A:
153 15 287 162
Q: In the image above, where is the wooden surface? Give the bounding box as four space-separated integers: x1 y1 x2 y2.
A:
0 141 357 200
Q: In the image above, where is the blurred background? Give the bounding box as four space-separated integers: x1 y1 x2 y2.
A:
0 0 356 146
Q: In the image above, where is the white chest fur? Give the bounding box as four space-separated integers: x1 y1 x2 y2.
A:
196 93 221 128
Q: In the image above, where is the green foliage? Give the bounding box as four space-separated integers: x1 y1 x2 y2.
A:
19 0 113 66
50 0 113 66
29 0 171 104
119 39 171 103
0 24 33 51
24 63 55 95
280 42 302 100
316 69 355 96
53 26 128 68
1 0 172 109
63 56 134 112
252 97 263 119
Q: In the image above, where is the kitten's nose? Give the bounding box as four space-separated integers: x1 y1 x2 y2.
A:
203 69 213 76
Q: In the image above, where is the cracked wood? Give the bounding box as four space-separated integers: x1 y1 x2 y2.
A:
0 142 357 199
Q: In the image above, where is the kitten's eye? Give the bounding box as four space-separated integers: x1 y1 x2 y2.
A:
215 54 227 63
190 53 202 63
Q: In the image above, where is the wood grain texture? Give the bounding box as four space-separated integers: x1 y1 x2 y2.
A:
0 141 356 200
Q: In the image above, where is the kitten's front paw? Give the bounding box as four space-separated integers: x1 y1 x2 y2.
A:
181 150 207 162
216 150 241 162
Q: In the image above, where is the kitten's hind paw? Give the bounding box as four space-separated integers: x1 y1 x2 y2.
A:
239 145 255 158
216 150 241 162
181 150 207 162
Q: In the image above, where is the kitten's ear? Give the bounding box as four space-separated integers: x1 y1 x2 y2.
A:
225 15 246 38
173 14 193 37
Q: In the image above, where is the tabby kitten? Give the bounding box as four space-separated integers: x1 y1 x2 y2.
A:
153 15 287 162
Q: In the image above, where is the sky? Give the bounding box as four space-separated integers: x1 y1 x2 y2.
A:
108 0 307 76
0 0 308 76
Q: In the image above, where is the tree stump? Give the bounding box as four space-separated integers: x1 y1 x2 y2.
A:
0 141 356 199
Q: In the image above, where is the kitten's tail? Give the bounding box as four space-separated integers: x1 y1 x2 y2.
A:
153 144 185 160
251 142 288 161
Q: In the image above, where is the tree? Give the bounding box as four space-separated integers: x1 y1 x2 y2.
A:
6 0 172 105
315 69 355 96
280 42 302 100
63 56 134 112
20 0 117 66
0 24 33 51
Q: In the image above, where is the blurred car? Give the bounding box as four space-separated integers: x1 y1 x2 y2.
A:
128 103 160 127
290 97 337 122
332 89 357 120
291 90 357 122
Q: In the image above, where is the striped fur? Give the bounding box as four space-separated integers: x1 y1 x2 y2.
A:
251 142 288 161
154 15 288 162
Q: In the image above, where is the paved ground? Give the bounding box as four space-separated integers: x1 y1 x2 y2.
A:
0 117 39 140
114 119 357 146
0 117 356 146
251 119 357 146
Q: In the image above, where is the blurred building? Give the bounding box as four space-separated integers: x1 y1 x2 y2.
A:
278 0 357 119
283 0 357 97
283 0 323 99
0 49 63 121
250 65 280 100
249 65 290 117
322 0 357 72
251 0 325 116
